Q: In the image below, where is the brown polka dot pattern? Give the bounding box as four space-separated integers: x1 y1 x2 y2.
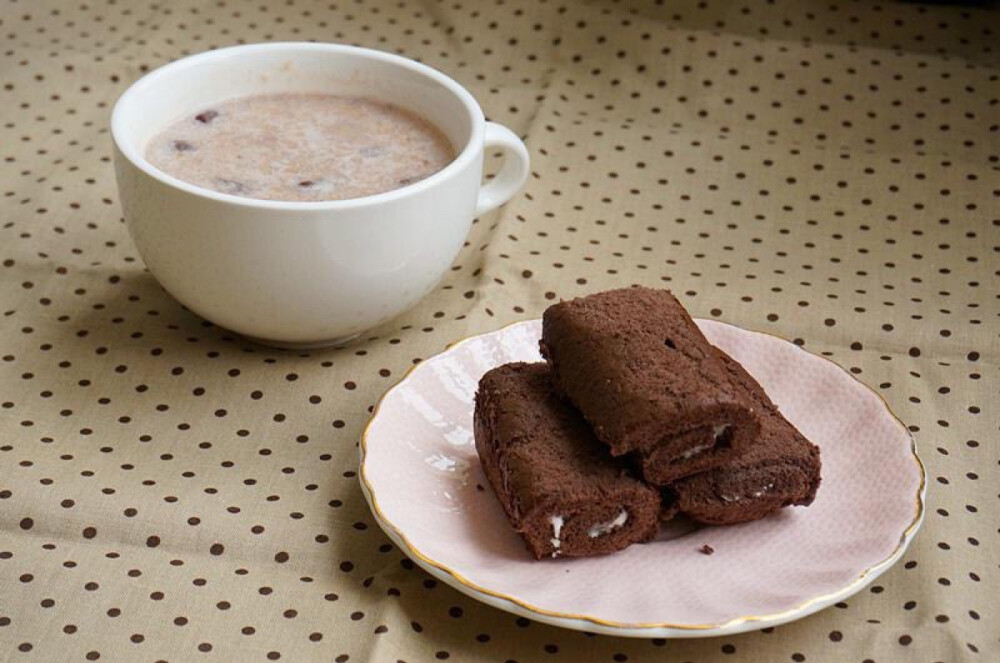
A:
1 1 997 661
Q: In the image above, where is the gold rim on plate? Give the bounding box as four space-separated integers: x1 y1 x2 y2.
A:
358 318 927 631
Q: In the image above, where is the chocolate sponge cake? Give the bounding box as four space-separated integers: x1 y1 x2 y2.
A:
474 362 661 559
668 352 821 524
540 286 764 484
667 416 820 525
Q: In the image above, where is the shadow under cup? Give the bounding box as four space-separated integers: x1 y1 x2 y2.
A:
112 43 490 349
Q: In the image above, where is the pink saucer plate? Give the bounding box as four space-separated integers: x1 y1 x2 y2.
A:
359 319 926 638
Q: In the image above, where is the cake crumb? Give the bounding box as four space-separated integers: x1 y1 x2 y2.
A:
699 544 714 555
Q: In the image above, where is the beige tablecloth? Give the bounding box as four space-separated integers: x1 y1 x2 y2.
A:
1 1 997 661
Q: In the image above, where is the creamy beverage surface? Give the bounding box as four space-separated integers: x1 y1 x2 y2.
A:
145 93 455 202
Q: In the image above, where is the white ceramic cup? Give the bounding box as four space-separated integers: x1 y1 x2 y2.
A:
112 42 529 349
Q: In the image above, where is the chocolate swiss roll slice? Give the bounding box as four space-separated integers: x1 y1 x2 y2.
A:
667 353 821 525
666 415 821 525
540 286 764 485
474 362 661 559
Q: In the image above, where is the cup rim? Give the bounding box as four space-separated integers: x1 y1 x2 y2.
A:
111 41 485 211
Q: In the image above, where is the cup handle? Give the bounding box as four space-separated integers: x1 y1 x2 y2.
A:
476 121 530 217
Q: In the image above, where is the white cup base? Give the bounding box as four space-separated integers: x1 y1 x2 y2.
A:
242 332 362 351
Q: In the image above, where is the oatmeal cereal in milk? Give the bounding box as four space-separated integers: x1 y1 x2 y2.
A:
145 93 455 202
